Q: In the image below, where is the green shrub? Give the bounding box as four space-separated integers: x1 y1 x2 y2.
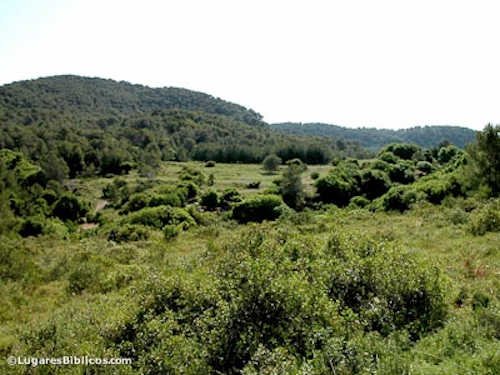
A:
388 162 415 184
315 163 361 206
437 145 460 163
286 158 307 172
204 160 216 168
200 190 219 211
379 151 399 164
179 165 205 185
468 199 500 235
359 169 391 200
163 224 181 240
18 216 44 237
262 154 282 172
107 224 150 243
380 143 421 160
52 194 88 222
232 195 284 223
310 171 320 180
246 181 261 189
126 205 196 229
416 160 434 174
349 195 370 208
220 188 242 209
376 186 421 212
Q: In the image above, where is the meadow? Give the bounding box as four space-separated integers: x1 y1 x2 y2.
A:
1 154 498 374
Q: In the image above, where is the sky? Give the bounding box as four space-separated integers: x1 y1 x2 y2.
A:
1 0 499 130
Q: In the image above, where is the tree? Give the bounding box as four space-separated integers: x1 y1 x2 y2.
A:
262 154 282 173
280 164 305 210
469 124 500 196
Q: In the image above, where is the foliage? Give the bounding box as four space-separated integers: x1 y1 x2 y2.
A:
232 195 284 223
262 154 282 172
107 224 150 243
273 122 476 150
200 190 219 211
279 164 305 210
52 194 89 222
468 199 500 235
468 124 500 196
126 205 195 229
315 162 361 206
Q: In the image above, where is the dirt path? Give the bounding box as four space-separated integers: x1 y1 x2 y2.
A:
80 199 108 231
95 199 108 213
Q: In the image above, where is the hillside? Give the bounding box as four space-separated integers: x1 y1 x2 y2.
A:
272 122 477 150
0 75 264 125
0 76 369 180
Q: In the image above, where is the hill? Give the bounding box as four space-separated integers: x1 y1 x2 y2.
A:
271 122 477 150
0 75 264 125
0 76 368 179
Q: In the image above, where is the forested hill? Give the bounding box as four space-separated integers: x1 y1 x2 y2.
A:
272 122 477 150
0 76 369 179
0 75 264 126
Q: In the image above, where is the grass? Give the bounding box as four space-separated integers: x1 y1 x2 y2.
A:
1 162 498 374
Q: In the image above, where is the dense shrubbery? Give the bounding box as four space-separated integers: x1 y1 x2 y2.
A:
468 199 500 235
96 227 448 373
126 205 195 229
232 195 284 223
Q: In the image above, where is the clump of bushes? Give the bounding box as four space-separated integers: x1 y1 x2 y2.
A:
200 190 219 211
204 160 216 168
374 185 421 212
220 188 242 210
126 205 195 229
468 199 500 235
107 224 150 242
51 194 89 222
262 154 282 173
315 162 361 206
380 143 421 160
232 194 284 223
246 181 261 189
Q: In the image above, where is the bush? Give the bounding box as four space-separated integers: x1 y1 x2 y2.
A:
378 151 399 164
416 160 434 174
315 163 360 206
310 171 320 180
127 206 196 229
349 196 370 208
179 165 205 186
377 186 421 212
18 216 44 237
388 162 415 184
359 169 391 200
200 190 219 211
262 154 282 173
163 224 181 240
437 145 460 164
204 160 216 168
220 188 242 210
468 199 500 235
52 194 88 222
246 181 261 189
107 224 150 242
232 195 284 223
380 143 421 160
286 158 307 172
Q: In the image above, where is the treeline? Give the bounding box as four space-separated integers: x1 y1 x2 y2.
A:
0 76 370 179
272 122 477 150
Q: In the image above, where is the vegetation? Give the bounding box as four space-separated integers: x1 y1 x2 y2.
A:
273 122 477 150
0 76 498 374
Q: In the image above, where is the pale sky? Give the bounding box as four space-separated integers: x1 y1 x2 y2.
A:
1 0 499 130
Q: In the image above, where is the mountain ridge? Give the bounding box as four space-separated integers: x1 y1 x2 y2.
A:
271 122 477 150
